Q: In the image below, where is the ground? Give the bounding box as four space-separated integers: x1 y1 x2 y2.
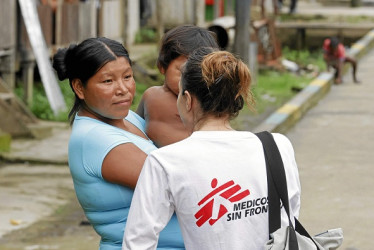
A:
0 163 100 249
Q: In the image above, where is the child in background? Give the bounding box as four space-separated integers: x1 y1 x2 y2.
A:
323 36 360 84
136 25 220 147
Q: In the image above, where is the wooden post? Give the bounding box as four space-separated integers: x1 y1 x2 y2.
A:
214 0 220 19
0 0 17 89
126 0 139 46
0 53 16 90
226 0 234 16
234 0 251 65
22 60 35 106
99 0 123 42
78 0 98 41
156 0 164 40
296 28 306 51
55 0 63 46
194 0 206 27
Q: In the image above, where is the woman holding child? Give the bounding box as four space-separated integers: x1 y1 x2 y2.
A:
52 37 185 250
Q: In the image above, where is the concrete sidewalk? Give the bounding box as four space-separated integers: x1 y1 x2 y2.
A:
285 44 374 250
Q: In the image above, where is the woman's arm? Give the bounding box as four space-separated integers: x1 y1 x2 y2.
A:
101 143 147 189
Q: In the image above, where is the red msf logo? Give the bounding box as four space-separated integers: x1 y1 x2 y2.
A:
194 178 250 227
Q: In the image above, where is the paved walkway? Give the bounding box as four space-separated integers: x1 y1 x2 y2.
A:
286 48 374 250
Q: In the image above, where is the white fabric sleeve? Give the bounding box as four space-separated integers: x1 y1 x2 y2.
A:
122 154 175 250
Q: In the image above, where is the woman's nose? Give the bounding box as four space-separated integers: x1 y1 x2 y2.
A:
116 80 129 94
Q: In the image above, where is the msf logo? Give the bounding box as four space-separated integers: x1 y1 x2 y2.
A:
194 178 250 227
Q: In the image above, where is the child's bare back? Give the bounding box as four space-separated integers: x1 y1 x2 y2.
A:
137 85 190 147
136 25 220 147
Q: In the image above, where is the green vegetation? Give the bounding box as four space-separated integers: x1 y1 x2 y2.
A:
279 13 326 22
344 15 374 23
252 47 324 114
131 81 150 111
135 28 158 44
253 70 310 113
205 5 214 22
231 69 313 130
14 79 73 122
282 46 325 70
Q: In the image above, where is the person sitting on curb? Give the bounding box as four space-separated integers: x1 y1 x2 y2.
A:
323 37 360 84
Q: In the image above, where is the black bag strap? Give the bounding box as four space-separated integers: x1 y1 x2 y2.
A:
255 132 281 234
256 131 319 250
256 131 299 249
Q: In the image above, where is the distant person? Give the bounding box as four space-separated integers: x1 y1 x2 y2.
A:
323 37 360 84
136 25 220 147
52 37 184 250
123 48 301 249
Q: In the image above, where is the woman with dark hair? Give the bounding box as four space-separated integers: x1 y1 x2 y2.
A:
52 37 184 250
123 48 301 249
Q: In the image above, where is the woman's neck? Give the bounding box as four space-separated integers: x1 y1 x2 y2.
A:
78 103 124 128
193 115 234 132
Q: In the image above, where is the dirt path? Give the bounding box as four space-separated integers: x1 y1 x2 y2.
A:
0 163 100 250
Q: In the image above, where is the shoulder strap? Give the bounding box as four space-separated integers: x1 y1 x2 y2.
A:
256 132 292 224
256 131 299 249
256 131 281 233
256 131 319 250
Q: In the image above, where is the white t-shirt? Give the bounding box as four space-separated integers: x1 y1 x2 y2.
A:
123 131 301 250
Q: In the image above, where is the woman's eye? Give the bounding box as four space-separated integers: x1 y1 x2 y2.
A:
103 79 112 83
124 74 132 80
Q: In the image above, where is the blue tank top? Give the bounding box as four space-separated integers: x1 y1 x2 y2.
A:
68 111 184 250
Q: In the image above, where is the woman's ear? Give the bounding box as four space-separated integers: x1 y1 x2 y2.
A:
72 79 84 100
184 90 193 111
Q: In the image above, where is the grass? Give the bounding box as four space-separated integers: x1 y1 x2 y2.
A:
231 66 314 130
282 47 325 70
253 70 311 113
